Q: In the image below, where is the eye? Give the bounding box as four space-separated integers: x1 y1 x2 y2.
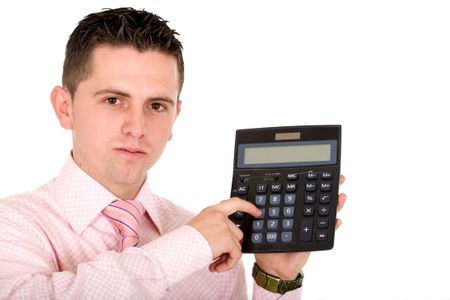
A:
150 102 166 112
105 97 121 105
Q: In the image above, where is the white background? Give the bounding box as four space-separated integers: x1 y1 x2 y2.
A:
1 1 449 299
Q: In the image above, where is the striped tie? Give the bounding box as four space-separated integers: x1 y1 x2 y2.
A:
102 199 145 252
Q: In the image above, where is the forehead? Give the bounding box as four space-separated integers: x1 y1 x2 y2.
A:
83 45 180 98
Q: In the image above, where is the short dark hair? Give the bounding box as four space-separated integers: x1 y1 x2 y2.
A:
62 7 184 96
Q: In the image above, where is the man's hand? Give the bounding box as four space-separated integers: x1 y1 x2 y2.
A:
254 175 347 280
188 197 261 273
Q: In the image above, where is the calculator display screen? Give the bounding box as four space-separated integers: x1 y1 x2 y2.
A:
237 140 337 168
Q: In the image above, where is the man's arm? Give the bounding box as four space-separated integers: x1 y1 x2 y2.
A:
0 215 212 299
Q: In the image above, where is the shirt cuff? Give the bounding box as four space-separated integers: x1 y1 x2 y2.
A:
253 280 302 299
140 225 213 287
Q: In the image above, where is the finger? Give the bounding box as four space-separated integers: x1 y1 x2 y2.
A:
227 219 244 242
209 254 228 272
337 193 347 212
335 218 342 230
339 175 346 185
209 229 243 273
209 222 242 270
214 239 242 272
217 197 261 218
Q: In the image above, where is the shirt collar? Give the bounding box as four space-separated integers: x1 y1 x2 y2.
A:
51 155 162 235
137 188 164 235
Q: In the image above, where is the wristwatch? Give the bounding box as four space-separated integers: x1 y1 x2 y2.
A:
252 263 303 294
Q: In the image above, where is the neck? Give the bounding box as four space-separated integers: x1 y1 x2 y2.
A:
104 181 144 200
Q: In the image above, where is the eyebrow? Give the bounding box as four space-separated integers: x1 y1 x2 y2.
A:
94 89 176 105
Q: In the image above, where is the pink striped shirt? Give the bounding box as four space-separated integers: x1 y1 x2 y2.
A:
0 156 302 299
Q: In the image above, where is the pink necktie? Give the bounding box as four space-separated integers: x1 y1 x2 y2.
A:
102 199 145 252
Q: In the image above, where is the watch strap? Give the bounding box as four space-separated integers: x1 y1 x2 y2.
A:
252 263 303 294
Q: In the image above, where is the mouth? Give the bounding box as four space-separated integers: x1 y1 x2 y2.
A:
117 147 146 154
115 147 147 159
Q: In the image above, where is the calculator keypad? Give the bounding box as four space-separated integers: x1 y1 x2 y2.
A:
230 125 341 253
231 170 337 252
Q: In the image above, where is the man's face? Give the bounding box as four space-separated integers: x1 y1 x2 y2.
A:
68 46 181 197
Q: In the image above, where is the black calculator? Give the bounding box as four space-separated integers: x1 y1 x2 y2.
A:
229 125 341 253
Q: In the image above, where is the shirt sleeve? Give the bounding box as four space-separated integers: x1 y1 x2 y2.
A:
0 205 302 299
0 221 214 299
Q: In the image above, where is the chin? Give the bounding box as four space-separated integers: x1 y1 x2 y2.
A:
106 165 147 184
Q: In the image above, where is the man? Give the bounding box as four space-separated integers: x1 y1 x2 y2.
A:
0 8 346 299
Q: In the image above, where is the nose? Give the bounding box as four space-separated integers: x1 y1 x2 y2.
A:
121 107 146 138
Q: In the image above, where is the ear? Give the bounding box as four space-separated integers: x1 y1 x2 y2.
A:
176 99 182 117
168 100 182 141
50 86 73 130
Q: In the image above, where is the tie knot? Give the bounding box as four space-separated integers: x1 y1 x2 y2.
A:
102 199 145 252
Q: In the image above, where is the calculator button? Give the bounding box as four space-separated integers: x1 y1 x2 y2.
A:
256 184 268 194
269 195 281 205
284 194 296 205
255 195 266 206
285 183 297 192
271 183 282 193
306 172 318 180
237 185 249 195
239 176 251 183
283 207 295 217
287 173 298 181
320 182 332 192
267 219 279 229
253 220 264 230
252 233 263 244
321 172 333 180
282 218 294 229
305 183 316 192
319 206 330 216
319 194 331 204
317 231 328 241
317 218 329 228
300 219 313 242
268 207 280 218
304 206 314 216
304 194 316 204
281 232 293 243
266 232 278 243
256 208 265 219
